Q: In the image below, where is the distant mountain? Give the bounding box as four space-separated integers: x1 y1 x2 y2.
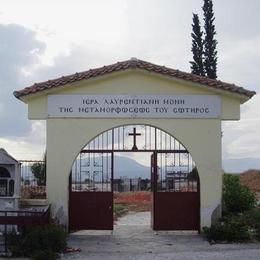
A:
22 155 260 182
114 156 150 179
223 158 260 174
72 155 151 182
115 156 260 177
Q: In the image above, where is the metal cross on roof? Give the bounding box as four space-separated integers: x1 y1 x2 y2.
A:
128 127 141 151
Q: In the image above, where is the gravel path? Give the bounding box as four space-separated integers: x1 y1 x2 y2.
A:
116 211 150 226
62 211 260 260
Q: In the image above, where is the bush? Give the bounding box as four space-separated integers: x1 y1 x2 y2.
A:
203 215 251 242
244 208 260 229
31 153 46 186
32 249 58 260
7 230 26 257
244 208 260 240
8 224 67 259
255 223 260 240
223 174 257 214
203 174 259 243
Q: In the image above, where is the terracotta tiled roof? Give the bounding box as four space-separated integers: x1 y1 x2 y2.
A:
14 58 256 99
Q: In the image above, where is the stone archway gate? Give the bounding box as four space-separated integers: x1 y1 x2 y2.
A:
69 125 200 231
13 58 255 230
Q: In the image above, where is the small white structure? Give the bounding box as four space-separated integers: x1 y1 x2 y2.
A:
0 149 21 210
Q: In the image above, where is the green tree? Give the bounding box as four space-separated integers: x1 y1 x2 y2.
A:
223 174 256 214
188 166 199 181
190 13 205 76
31 153 46 186
203 174 259 242
203 0 218 79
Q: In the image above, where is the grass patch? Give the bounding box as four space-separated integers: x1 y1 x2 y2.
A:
114 203 129 218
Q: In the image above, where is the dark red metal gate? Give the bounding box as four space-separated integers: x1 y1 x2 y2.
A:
69 125 200 231
69 152 113 231
152 152 200 231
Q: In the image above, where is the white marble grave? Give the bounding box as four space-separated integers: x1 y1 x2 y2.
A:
0 148 21 210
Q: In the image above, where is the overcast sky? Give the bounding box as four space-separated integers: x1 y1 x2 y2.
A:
0 0 259 172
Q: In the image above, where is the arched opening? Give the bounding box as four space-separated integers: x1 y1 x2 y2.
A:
69 125 200 232
0 166 14 197
0 167 11 178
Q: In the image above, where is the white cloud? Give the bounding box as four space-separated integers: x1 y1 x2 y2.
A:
218 36 260 86
0 121 46 160
0 24 46 138
222 94 260 159
0 0 128 64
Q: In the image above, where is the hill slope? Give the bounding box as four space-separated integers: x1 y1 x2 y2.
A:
240 169 260 199
114 155 150 179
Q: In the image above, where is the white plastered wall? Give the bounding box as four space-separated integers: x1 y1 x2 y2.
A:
22 70 244 230
46 118 221 229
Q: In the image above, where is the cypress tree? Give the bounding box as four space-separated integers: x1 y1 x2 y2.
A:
190 13 205 76
203 0 218 79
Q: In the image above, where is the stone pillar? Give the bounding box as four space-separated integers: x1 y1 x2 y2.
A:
14 163 21 197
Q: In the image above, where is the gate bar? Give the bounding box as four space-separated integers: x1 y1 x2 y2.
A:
81 149 188 153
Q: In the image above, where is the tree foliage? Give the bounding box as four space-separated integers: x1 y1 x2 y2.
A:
190 13 205 76
203 0 218 79
222 174 257 214
203 174 259 242
190 0 218 79
31 153 46 186
188 166 199 181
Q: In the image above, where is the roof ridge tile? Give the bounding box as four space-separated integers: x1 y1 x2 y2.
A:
13 58 256 99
